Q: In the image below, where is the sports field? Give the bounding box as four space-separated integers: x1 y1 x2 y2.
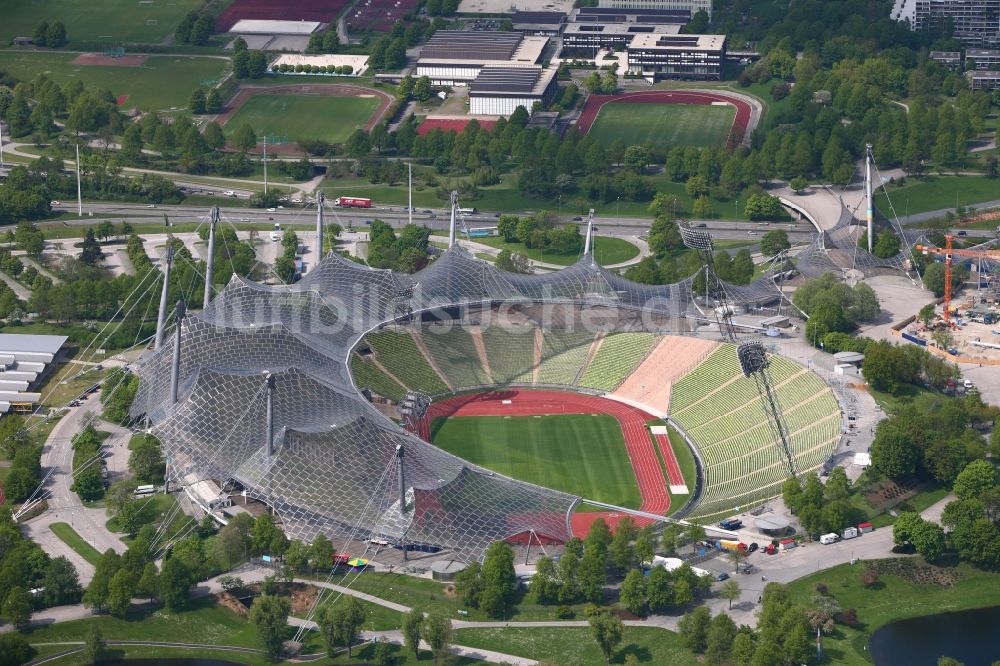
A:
430 414 642 508
0 0 203 44
588 103 736 151
0 51 226 111
223 94 380 145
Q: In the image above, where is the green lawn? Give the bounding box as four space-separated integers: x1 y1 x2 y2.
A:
452 235 639 267
786 561 1000 665
0 0 204 43
589 103 736 151
456 626 700 666
663 423 697 516
106 493 193 543
431 413 642 508
876 175 1000 217
224 95 380 145
49 522 103 566
0 52 227 111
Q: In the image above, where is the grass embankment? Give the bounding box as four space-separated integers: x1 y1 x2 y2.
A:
875 175 1000 217
105 492 193 543
431 413 643 508
786 561 1000 665
456 626 699 666
49 522 102 566
0 52 227 112
663 422 697 516
465 235 639 266
589 103 736 151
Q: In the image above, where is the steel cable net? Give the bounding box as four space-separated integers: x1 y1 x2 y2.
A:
133 246 713 558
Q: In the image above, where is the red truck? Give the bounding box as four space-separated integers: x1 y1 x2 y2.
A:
333 196 372 208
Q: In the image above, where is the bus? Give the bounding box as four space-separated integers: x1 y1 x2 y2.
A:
134 484 156 497
458 207 478 215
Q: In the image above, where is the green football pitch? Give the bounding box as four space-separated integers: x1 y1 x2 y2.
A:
430 414 642 508
0 51 226 111
588 103 736 151
224 95 380 145
0 0 204 44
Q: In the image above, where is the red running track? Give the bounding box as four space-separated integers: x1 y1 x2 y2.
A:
420 389 670 536
577 90 753 150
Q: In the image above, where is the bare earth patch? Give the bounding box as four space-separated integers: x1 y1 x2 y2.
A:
72 53 148 67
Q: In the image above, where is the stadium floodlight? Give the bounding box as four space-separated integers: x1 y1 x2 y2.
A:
678 224 714 251
737 340 769 377
737 340 797 478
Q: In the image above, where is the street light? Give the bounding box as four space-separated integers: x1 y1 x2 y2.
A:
616 196 621 219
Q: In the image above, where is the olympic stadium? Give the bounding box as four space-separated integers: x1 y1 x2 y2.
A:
127 206 901 560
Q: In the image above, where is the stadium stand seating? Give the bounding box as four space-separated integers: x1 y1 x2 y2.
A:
481 325 536 385
669 343 841 517
578 333 658 391
350 355 407 402
365 330 449 395
614 337 718 415
536 330 596 385
419 325 493 389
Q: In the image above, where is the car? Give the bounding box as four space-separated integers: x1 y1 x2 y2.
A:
422 209 434 214
957 230 967 236
696 223 707 228
716 572 729 581
223 190 237 197
747 542 759 553
267 207 276 212
50 201 61 206
239 218 250 223
573 216 583 221
747 230 757 235
147 204 156 209
494 212 501 217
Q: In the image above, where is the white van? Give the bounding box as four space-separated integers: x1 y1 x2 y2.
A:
820 533 840 545
963 379 974 389
270 223 281 241
842 527 859 540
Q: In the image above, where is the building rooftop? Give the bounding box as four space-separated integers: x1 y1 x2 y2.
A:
565 22 680 37
511 10 567 27
629 33 726 51
230 19 321 35
469 66 556 96
966 48 1000 57
574 7 691 24
0 334 68 355
418 31 548 66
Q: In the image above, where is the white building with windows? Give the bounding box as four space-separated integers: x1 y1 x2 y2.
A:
415 31 548 85
468 66 558 116
892 0 1000 47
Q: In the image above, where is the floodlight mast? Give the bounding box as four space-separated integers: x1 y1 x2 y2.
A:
678 223 738 342
264 371 275 512
315 191 324 261
738 341 797 478
154 246 175 350
448 191 458 247
865 143 874 253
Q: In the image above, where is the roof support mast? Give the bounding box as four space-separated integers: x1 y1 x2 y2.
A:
315 191 324 262
583 208 595 255
203 207 218 307
154 246 175 350
865 143 874 253
448 190 458 247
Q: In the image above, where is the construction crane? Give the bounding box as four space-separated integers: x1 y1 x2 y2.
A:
914 234 1000 324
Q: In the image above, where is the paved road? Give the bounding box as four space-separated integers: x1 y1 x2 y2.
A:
21 405 129 585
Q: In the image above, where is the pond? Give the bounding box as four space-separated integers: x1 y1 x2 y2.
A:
869 605 1000 666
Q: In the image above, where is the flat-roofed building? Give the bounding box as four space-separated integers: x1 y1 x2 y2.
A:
468 66 558 116
597 0 712 19
576 6 691 24
415 31 549 84
0 334 67 413
929 50 963 69
511 11 567 35
966 48 1000 69
892 0 1000 47
967 70 1000 89
564 22 680 56
628 33 726 80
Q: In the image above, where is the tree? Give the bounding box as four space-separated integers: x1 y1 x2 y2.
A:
678 605 712 653
232 124 257 153
421 612 453 661
530 556 560 604
46 21 67 48
871 419 921 479
953 459 998 500
84 549 121 611
623 145 650 172
731 631 756 664
402 608 424 657
248 51 268 79
589 610 623 665
918 303 937 326
206 88 223 114
790 176 809 193
620 569 646 616
33 21 50 47
721 578 741 610
496 249 532 274
609 516 637 570
414 76 433 102
137 562 159 602
760 230 791 257
250 593 291 662
2 586 32 627
744 193 782 220
233 50 251 79
188 88 207 114
705 612 738 666
107 569 137 618
158 557 193 611
82 626 108 665
251 513 288 556
634 526 655 565
0 634 34 665
43 556 82 606
79 228 103 265
319 597 365 657
692 195 713 219
911 520 947 561
128 435 164 484
479 541 515 618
